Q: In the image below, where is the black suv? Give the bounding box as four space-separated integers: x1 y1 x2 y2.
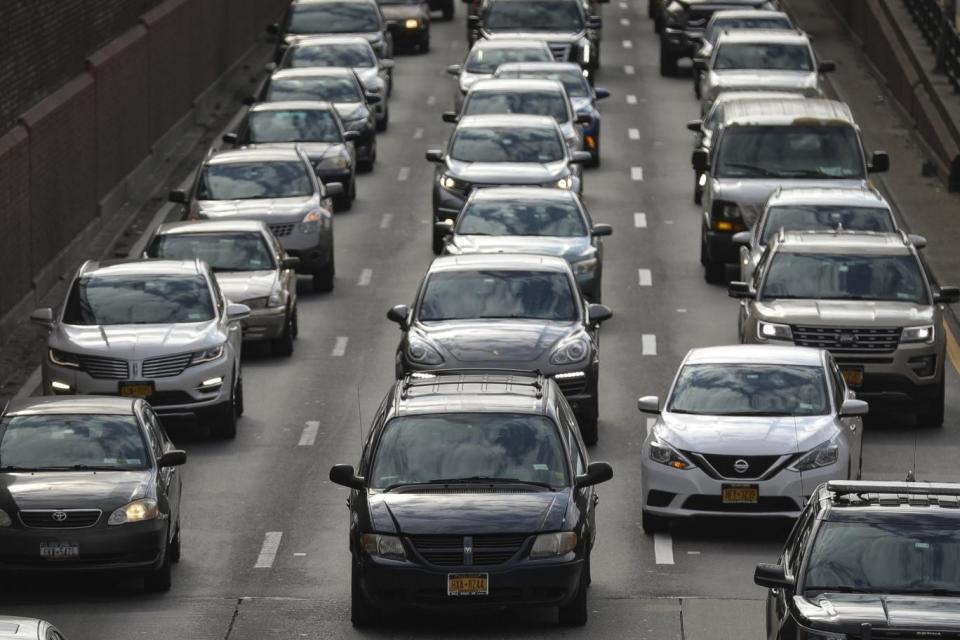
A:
755 480 960 639
329 370 613 627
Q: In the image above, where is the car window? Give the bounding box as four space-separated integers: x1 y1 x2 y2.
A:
148 233 277 272
786 505 815 577
0 414 150 470
483 0 584 31
496 67 591 98
246 109 341 143
557 401 586 475
287 43 376 68
760 206 895 244
197 161 314 200
266 77 363 104
140 410 163 460
457 199 587 237
449 126 565 163
464 90 569 123
715 125 865 180
714 42 813 71
828 357 847 407
286 2 381 33
707 16 793 44
465 47 553 74
418 269 578 321
63 274 216 325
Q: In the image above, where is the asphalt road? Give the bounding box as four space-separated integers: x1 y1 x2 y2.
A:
4 4 960 639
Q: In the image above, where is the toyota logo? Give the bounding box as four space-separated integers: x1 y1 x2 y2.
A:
51 511 68 522
733 459 750 474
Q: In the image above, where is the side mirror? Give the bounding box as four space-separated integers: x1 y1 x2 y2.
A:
467 15 480 26
425 149 444 163
637 395 660 414
264 62 278 73
387 304 410 328
839 398 869 417
732 231 752 246
692 149 710 173
325 182 344 197
442 111 460 123
591 223 612 237
380 59 396 70
446 64 462 76
343 130 360 142
587 303 613 324
329 464 366 490
30 307 54 327
571 150 592 164
242 95 256 106
728 281 755 299
226 303 251 321
434 220 454 236
364 93 382 104
266 23 280 35
754 563 794 590
868 151 889 173
692 59 709 72
222 132 239 146
686 119 702 133
158 450 187 467
575 461 613 488
281 256 300 269
594 88 610 100
935 286 960 304
587 17 602 29
576 113 593 125
908 234 927 249
818 60 837 73
168 189 188 204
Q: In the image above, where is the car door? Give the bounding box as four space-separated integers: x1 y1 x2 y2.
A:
559 400 596 548
768 503 814 639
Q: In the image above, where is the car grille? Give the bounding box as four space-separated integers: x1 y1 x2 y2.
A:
694 453 782 480
142 352 193 378
792 326 902 354
681 496 800 513
549 42 572 61
408 535 528 566
77 355 128 380
269 223 295 237
19 509 102 529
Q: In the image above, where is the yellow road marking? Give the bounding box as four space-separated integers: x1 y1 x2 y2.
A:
945 319 960 375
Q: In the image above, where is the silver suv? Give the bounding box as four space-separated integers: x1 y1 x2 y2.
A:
730 231 960 426
30 259 249 438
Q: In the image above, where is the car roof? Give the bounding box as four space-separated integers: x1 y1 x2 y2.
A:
391 372 552 417
820 480 960 517
288 35 372 47
207 147 304 165
684 344 824 366
468 78 566 94
429 253 571 273
468 186 578 202
715 28 810 45
79 258 205 278
774 230 913 254
248 100 336 113
712 91 806 108
271 67 357 80
155 219 272 236
0 616 42 639
457 113 557 128
470 38 552 50
5 395 138 417
709 9 790 20
767 187 890 209
722 98 856 127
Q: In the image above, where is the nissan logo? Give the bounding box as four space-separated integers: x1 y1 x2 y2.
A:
51 511 68 522
733 459 750 474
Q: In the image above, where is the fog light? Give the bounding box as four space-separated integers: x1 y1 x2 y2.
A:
200 376 223 388
908 355 936 377
51 381 72 392
554 371 586 379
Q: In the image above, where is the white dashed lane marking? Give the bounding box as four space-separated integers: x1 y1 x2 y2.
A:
358 268 372 286
618 1 627 7
426 95 437 106
622 39 633 49
380 213 393 229
624 65 636 75
332 337 349 357
642 334 657 356
299 421 320 446
631 166 644 181
413 127 423 139
628 128 639 140
254 532 283 569
654 533 675 565
397 167 410 181
634 212 647 228
620 17 630 26
638 269 652 286
626 94 637 104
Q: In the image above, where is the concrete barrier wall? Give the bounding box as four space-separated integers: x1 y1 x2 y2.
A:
0 128 32 314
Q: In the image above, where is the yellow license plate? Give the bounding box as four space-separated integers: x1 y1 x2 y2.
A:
119 383 154 399
722 485 759 504
841 368 864 386
447 573 489 596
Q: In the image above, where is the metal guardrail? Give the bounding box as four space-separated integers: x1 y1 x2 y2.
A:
905 0 960 92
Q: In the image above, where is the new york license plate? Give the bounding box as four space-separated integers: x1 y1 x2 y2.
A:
722 484 759 504
119 382 154 398
40 541 79 559
840 367 864 387
447 573 489 596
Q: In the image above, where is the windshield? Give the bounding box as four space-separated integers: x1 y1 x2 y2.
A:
419 270 577 321
450 126 564 163
287 3 381 33
148 233 276 272
762 253 928 303
0 415 149 471
483 0 584 31
197 162 313 200
668 364 829 416
369 414 568 489
761 206 895 244
458 199 586 236
706 17 793 44
714 42 813 71
247 110 341 143
496 67 590 98
266 77 362 103
63 275 215 325
287 42 376 67
715 126 865 179
464 90 569 123
805 518 960 594
465 47 553 74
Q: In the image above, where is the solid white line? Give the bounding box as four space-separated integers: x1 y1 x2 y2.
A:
642 334 657 356
638 269 652 286
631 166 644 181
254 531 283 568
332 336 349 357
654 533 675 565
622 39 633 49
358 268 373 286
13 367 42 401
426 95 437 106
380 213 393 229
397 167 410 181
293 552 307 557
413 127 424 139
626 94 637 104
620 17 630 26
634 212 647 228
299 421 320 446
628 128 640 140
624 64 636 75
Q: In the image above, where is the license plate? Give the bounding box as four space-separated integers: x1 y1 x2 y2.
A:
447 573 489 596
722 484 759 504
119 382 154 398
40 542 79 559
840 367 864 387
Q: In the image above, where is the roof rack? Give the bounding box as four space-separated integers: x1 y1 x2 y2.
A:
400 369 545 399
826 480 960 498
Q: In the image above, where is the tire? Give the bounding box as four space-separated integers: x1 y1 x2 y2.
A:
235 374 244 417
334 192 352 212
918 374 945 427
704 259 725 284
376 106 389 132
313 256 335 293
558 553 589 627
350 177 357 201
271 307 295 356
351 561 380 627
169 520 182 563
659 42 677 76
588 151 600 168
441 0 454 20
647 0 655 18
432 226 445 255
211 388 238 440
642 510 669 534
144 537 173 592
421 31 431 52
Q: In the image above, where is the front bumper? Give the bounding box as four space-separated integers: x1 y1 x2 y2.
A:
391 23 429 46
314 168 352 190
241 306 287 341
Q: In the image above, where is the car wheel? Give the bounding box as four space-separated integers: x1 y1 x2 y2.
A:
694 72 702 99
235 373 244 417
918 374 945 427
350 176 357 201
642 510 669 534
704 260 725 284
421 31 431 52
659 42 677 76
376 106 389 132
144 534 173 592
351 560 381 627
432 226 446 255
169 519 182 563
290 303 299 339
647 0 655 18
334 190 352 212
313 255 335 293
576 399 599 446
442 0 454 20
272 307 295 357
211 385 238 440
558 552 589 627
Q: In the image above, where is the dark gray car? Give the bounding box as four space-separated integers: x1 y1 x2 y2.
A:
268 0 394 63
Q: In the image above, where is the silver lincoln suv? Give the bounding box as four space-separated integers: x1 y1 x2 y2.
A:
730 231 959 426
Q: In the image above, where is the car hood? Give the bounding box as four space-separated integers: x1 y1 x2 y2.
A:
446 159 568 184
569 97 596 115
459 71 491 93
752 299 934 327
415 320 577 362
243 142 345 164
332 102 370 122
368 490 569 534
0 471 153 511
657 412 838 455
447 234 592 262
52 320 221 359
713 178 866 227
197 196 315 223
380 4 425 19
708 69 818 93
215 271 278 304
795 593 960 634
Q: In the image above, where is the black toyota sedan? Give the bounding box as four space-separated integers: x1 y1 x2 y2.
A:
329 370 613 627
0 396 186 591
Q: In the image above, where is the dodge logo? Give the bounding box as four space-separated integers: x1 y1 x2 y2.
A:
733 459 750 474
51 511 68 522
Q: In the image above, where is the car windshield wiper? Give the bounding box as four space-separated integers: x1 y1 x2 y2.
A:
385 477 556 491
895 588 960 596
718 162 778 177
805 585 880 594
0 465 46 472
26 465 129 472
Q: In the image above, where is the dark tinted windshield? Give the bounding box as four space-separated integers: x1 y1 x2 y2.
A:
63 275 216 325
247 110 341 143
484 0 584 31
760 206 895 244
465 47 553 74
450 126 564 162
706 18 793 44
805 518 960 594
420 270 577 321
148 233 276 272
714 43 813 71
762 253 928 303
287 43 376 67
266 77 362 103
458 199 587 236
0 415 149 471
369 414 568 489
287 3 381 33
464 90 569 123
716 126 865 179
198 162 313 200
669 364 829 416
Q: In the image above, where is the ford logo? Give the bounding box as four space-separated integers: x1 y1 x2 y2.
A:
733 459 750 474
51 511 68 522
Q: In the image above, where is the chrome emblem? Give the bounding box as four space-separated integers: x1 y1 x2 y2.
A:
733 459 750 474
51 511 68 522
838 333 857 346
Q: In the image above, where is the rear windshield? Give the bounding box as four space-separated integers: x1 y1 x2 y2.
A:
148 233 276 272
715 126 865 180
198 161 313 200
458 199 587 236
496 66 590 98
63 275 215 325
247 110 341 143
669 364 829 416
287 43 376 68
0 415 149 471
465 47 553 74
464 90 569 123
286 3 380 34
760 206 895 244
266 77 362 103
714 42 813 71
483 0 584 31
762 253 928 304
419 270 577 321
706 17 793 44
450 126 564 163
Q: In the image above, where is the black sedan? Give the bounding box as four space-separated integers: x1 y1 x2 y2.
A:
0 396 186 591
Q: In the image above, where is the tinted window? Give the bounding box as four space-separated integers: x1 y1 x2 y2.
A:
288 43 376 67
484 0 584 31
0 415 149 470
458 199 587 236
464 90 569 123
497 67 590 97
450 126 564 163
762 253 928 304
760 206 895 244
148 233 277 272
266 77 362 103
63 275 215 325
714 43 813 71
716 126 865 179
419 270 577 321
287 3 381 33
668 364 830 416
198 161 313 200
370 413 568 488
465 47 553 74
247 109 341 143
706 17 793 44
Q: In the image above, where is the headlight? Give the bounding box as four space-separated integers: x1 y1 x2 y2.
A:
572 257 597 275
362 533 406 560
243 297 268 310
267 290 285 308
440 174 467 191
404 18 421 28
315 156 349 171
582 44 591 65
757 321 793 341
108 499 159 525
530 532 577 558
790 441 839 472
193 344 225 365
300 210 323 234
0 510 11 528
712 200 741 219
550 336 590 365
553 176 574 190
901 324 935 344
649 440 695 470
407 338 444 365
49 348 80 368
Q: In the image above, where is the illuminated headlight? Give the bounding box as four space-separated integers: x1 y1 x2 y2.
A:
49 348 80 368
550 336 590 365
530 532 577 558
362 533 406 560
698 173 707 186
193 344 225 365
901 324 935 344
300 210 323 234
0 510 11 528
315 156 349 171
404 18 421 28
51 381 72 392
790 441 839 472
649 440 694 470
200 376 223 389
108 499 159 525
572 257 597 275
582 44 591 65
553 176 574 190
407 338 443 365
440 174 467 191
757 321 793 341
